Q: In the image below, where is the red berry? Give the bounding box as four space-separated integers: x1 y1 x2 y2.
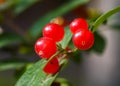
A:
72 29 94 50
70 18 88 34
43 23 64 42
34 37 57 59
43 58 59 74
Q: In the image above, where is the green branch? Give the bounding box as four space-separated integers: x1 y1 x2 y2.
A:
92 6 120 32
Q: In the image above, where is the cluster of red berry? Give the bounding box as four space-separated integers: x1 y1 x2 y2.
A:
34 18 94 74
70 18 94 50
34 23 64 74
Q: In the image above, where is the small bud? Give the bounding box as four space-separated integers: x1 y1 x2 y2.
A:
50 16 64 26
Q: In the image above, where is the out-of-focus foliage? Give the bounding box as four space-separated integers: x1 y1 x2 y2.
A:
0 0 41 15
12 0 41 15
28 0 89 39
1 0 120 86
0 62 26 71
0 33 23 48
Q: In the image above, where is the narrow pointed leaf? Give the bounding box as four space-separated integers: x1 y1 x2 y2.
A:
92 6 120 32
59 26 72 49
15 59 58 86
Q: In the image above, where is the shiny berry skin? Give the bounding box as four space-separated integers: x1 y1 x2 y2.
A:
72 29 94 50
43 58 59 74
43 23 64 42
34 37 57 59
70 18 88 34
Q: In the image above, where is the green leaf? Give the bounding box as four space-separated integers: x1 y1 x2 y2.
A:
0 33 23 48
12 0 41 15
0 62 26 71
29 0 89 38
92 6 120 32
110 24 120 30
91 32 106 53
70 50 83 64
15 59 58 86
59 26 72 49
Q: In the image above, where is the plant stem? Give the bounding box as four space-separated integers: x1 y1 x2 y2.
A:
91 6 120 32
47 50 64 63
